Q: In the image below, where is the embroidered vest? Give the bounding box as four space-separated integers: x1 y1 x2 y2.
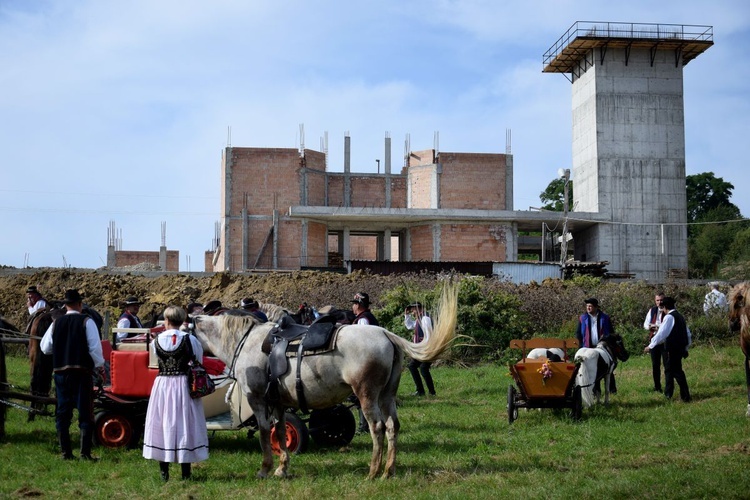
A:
156 336 191 376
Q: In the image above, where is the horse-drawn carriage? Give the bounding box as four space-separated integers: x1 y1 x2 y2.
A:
506 337 582 423
0 325 356 454
94 326 356 453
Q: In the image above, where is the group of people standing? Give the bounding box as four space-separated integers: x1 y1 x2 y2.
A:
573 291 693 404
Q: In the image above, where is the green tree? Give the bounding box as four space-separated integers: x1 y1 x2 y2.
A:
539 177 574 211
688 206 743 278
686 172 740 223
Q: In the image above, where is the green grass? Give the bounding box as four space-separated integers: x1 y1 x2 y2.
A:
2 346 750 499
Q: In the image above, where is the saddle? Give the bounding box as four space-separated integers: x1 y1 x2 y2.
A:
262 314 340 413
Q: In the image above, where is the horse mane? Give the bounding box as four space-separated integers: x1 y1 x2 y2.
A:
215 314 260 356
259 302 288 323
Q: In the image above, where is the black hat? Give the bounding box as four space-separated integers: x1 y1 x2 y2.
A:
203 300 223 315
351 292 370 307
26 285 41 295
409 302 423 309
122 296 142 307
584 298 599 307
62 289 83 305
240 298 259 310
186 302 203 314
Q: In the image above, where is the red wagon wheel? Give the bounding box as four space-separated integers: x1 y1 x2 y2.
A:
95 412 134 448
270 412 309 455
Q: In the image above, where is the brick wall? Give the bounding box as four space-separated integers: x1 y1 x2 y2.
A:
350 176 387 207
439 153 507 210
409 225 434 260
439 224 507 261
114 250 179 271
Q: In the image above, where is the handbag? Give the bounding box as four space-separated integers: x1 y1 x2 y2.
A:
186 337 216 399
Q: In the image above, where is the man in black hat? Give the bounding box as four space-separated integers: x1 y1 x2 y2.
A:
351 292 378 326
116 296 143 341
240 297 268 322
40 289 106 460
575 297 617 394
25 285 48 315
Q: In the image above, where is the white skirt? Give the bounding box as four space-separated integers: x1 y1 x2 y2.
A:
142 374 209 463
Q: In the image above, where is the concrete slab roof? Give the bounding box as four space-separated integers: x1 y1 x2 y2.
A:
287 206 607 233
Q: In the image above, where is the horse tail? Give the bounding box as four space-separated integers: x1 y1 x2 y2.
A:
574 349 596 408
381 281 459 362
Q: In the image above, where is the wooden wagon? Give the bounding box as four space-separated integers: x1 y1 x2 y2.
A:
506 337 581 423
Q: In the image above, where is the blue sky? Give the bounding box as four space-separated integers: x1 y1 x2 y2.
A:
1 0 748 271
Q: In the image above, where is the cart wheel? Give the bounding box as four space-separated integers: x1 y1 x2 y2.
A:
270 412 309 455
507 385 518 424
309 404 356 447
94 411 135 448
571 385 583 421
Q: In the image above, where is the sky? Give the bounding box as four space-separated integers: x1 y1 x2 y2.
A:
1 0 748 271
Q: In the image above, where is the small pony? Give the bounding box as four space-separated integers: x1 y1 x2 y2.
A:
729 282 750 417
574 334 630 407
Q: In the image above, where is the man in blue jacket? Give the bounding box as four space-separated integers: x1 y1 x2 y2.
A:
575 297 617 394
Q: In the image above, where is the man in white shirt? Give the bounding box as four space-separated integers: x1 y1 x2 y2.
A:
703 283 728 315
26 285 48 315
40 289 106 460
645 296 691 402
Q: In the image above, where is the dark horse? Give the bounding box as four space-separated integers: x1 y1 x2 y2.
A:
26 302 104 420
729 282 750 417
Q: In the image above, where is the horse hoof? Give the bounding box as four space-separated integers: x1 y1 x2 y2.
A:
257 471 268 479
274 469 288 479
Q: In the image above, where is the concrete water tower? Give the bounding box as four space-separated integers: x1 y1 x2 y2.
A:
544 22 713 279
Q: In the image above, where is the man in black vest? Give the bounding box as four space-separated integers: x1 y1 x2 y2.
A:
643 292 667 392
40 289 106 460
644 296 692 402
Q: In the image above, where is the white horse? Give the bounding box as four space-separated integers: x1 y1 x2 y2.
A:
574 334 629 408
192 283 458 480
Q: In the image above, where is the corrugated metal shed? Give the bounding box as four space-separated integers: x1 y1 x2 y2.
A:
493 262 562 284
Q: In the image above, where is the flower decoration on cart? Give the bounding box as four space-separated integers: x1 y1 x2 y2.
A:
537 361 553 385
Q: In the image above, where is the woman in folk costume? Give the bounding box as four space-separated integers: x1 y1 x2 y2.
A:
143 306 208 481
575 297 617 393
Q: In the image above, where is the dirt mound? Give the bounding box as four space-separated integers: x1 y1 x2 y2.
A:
0 268 432 333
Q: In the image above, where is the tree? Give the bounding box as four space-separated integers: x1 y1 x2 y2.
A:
539 178 574 211
686 172 740 223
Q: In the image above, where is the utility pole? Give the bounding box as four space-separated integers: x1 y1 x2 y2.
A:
558 168 570 267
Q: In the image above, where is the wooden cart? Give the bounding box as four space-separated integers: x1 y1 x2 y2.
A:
506 337 581 423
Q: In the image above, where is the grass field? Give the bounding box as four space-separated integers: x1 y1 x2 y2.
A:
1 345 749 499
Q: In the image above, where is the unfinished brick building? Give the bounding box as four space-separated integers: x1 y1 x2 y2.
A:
210 134 519 272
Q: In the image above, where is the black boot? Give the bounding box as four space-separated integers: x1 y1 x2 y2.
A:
80 428 98 461
181 463 192 480
159 462 170 482
58 429 75 460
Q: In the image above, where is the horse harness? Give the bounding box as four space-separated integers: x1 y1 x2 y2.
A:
262 314 342 413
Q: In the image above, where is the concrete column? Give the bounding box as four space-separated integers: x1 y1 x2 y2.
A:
344 135 351 207
432 223 441 261
223 148 233 271
385 135 392 208
383 229 392 261
342 227 351 262
159 246 167 270
505 155 514 210
241 207 248 270
272 209 279 269
300 220 308 267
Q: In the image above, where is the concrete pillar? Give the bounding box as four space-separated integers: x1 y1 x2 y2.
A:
342 227 351 262
272 209 279 269
300 220 308 267
241 207 248 270
159 246 167 270
344 134 351 207
432 223 441 261
383 229 392 261
385 135 392 208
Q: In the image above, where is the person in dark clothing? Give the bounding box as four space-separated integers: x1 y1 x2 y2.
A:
351 292 378 326
350 292 378 432
575 297 617 394
40 289 106 460
645 296 692 402
404 302 436 396
116 295 143 341
239 297 268 322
